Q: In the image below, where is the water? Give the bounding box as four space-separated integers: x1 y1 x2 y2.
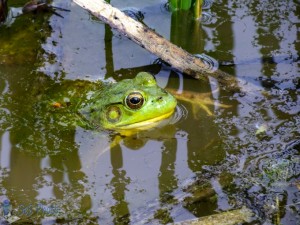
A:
0 0 299 224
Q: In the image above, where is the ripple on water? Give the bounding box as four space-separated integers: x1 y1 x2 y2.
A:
203 0 214 9
169 104 188 125
201 11 214 25
195 53 219 72
121 7 145 23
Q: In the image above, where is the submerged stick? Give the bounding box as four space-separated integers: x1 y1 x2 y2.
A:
173 207 253 225
73 0 239 92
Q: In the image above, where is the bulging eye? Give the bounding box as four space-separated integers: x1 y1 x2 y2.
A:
125 92 144 110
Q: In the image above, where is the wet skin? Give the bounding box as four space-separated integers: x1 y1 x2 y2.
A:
46 72 177 132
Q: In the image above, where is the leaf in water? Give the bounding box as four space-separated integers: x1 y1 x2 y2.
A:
255 123 268 135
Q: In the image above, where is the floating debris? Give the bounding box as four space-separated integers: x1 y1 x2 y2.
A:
172 207 253 225
0 198 20 224
255 123 268 135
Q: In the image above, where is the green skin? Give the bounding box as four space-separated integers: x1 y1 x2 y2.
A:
45 72 177 131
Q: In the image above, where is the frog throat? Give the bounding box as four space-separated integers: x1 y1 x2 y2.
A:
112 109 174 130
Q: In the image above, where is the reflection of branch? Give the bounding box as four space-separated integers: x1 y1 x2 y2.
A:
0 0 8 23
112 64 161 80
73 0 239 92
22 1 70 18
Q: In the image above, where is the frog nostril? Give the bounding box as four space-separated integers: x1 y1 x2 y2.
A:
151 97 163 103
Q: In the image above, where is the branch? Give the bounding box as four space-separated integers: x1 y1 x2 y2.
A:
73 0 240 92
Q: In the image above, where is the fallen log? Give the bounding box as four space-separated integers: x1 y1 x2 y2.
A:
73 0 239 92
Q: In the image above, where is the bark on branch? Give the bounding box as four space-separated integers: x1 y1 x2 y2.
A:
73 0 240 92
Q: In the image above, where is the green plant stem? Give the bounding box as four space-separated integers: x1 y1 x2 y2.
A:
193 0 203 19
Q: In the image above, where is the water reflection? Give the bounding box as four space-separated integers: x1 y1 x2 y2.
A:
170 7 227 174
0 75 92 222
0 1 229 223
110 143 131 224
0 0 7 23
0 0 299 224
170 10 204 55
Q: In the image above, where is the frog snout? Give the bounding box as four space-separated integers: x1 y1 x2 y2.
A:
151 96 163 102
151 96 163 103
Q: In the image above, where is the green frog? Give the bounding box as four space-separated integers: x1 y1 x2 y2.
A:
42 72 177 133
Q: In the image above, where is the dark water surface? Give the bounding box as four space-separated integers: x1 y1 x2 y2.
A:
0 0 299 224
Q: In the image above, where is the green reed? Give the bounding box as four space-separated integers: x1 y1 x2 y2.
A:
169 0 203 19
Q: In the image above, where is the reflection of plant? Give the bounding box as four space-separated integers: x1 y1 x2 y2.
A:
0 0 8 23
153 208 173 224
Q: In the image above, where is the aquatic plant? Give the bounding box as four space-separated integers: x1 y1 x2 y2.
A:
168 0 203 19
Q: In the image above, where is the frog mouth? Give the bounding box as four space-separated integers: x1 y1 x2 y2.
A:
115 109 175 130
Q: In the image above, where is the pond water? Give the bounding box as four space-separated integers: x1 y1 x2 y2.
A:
0 0 299 224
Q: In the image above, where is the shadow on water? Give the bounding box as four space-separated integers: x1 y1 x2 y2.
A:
0 0 299 224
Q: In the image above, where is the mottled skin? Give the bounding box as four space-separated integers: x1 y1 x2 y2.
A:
46 72 177 132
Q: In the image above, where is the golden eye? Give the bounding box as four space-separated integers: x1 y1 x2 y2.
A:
125 92 144 110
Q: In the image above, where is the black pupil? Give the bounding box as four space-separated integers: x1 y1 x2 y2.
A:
130 97 140 105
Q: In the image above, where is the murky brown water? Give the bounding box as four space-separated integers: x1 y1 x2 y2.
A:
0 0 299 224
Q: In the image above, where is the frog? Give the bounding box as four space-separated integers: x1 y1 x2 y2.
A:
43 72 177 133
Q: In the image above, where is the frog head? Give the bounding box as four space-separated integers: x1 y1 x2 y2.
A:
81 72 177 131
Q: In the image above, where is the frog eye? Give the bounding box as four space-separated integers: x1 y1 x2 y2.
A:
125 92 144 110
